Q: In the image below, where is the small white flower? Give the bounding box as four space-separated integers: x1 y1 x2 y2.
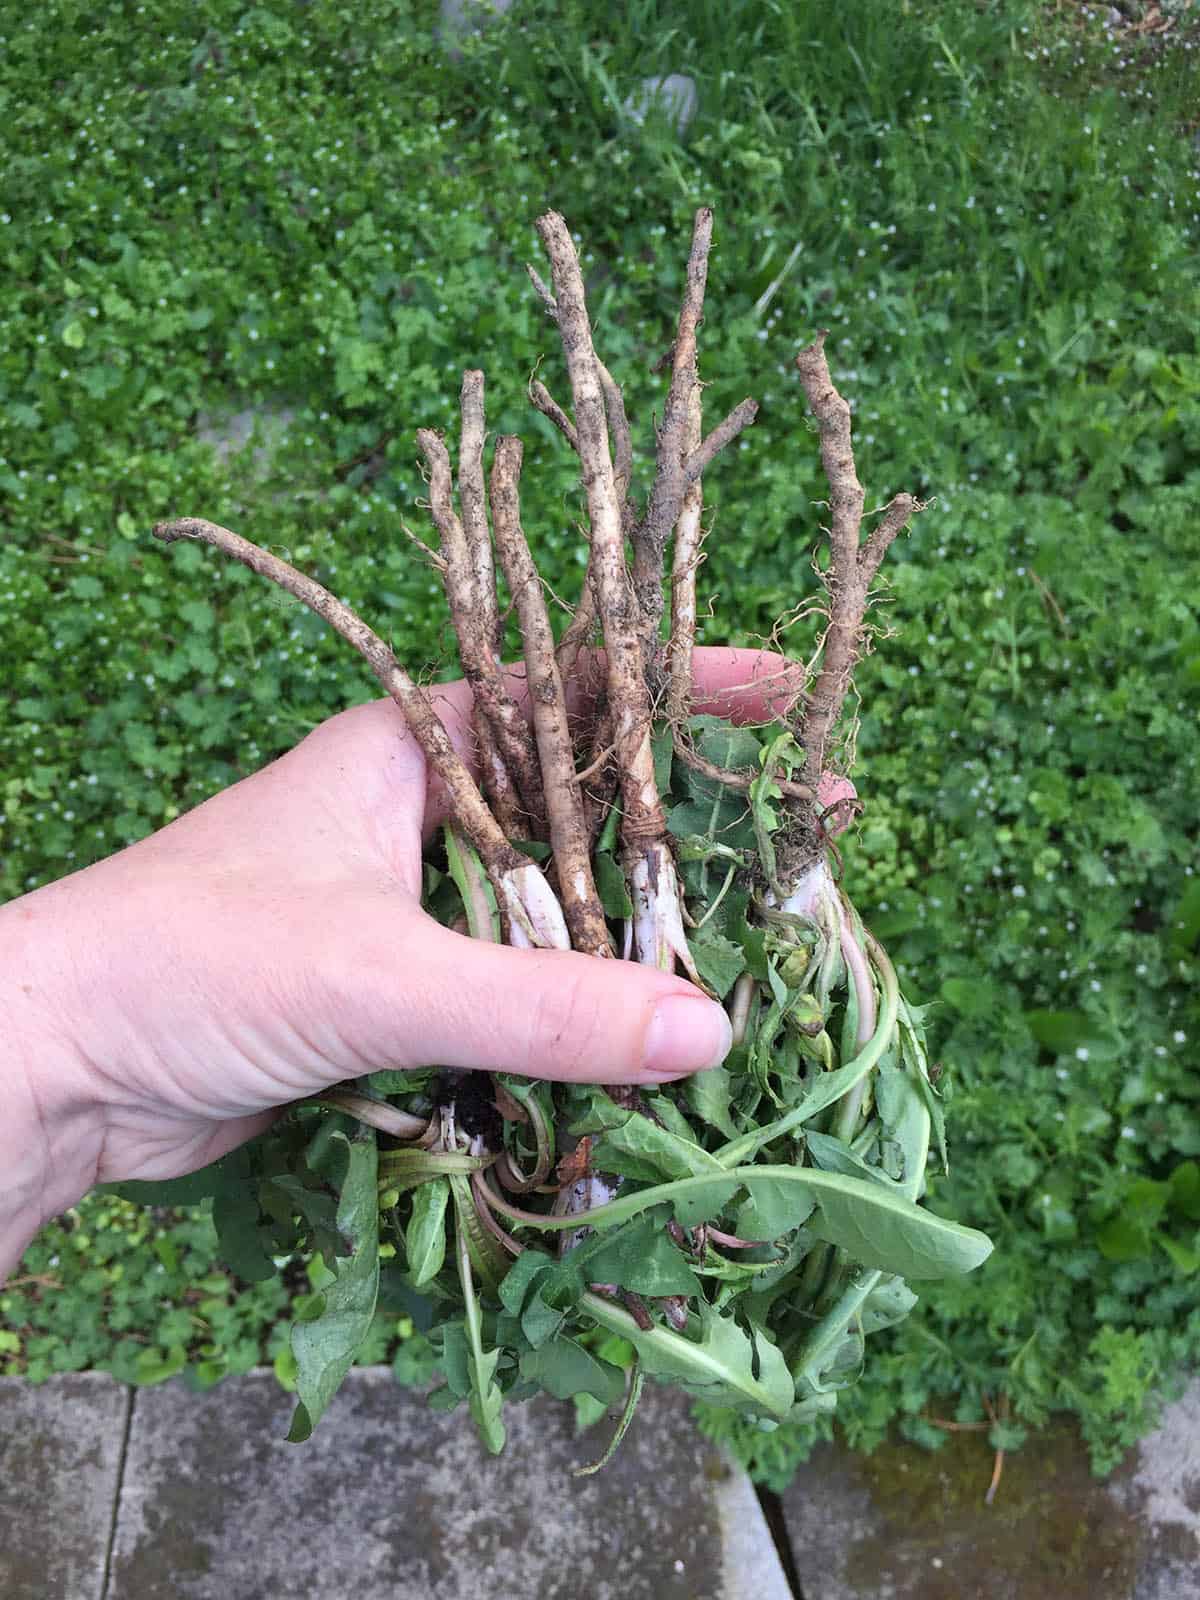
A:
1075 1046 1090 1061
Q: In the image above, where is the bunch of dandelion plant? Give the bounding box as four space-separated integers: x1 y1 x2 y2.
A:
152 210 991 1465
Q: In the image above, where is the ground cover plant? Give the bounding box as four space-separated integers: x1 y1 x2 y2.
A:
2 0 1198 1481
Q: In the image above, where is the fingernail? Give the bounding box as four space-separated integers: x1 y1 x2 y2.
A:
642 996 733 1079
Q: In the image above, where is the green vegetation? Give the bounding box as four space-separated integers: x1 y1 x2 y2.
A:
2 0 1198 1481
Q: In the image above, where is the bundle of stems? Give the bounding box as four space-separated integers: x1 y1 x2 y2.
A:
155 210 989 1463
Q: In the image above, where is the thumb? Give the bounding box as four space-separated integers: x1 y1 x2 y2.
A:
367 916 733 1086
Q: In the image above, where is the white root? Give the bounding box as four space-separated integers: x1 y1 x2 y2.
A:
628 841 708 991
498 861 572 951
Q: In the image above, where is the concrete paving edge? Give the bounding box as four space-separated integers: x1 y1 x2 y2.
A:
2 1369 795 1600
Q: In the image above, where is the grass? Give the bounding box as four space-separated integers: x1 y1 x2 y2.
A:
1 0 1198 1479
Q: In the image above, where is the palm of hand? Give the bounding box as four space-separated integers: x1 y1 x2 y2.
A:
55 648 826 1184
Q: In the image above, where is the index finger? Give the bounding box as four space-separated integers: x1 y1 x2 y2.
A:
415 645 804 839
688 647 806 725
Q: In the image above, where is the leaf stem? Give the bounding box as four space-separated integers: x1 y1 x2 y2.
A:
573 1360 645 1477
479 1162 990 1277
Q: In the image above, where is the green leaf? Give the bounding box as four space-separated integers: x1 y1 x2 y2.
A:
496 1248 571 1348
683 1064 738 1140
433 1320 471 1397
584 1212 702 1297
108 1144 261 1212
444 824 498 941
672 1180 743 1230
519 1336 626 1404
595 848 634 918
134 1344 187 1385
1157 1234 1200 1275
688 923 747 1000
364 1068 428 1096
1025 1009 1121 1060
574 1391 609 1434
287 1133 380 1442
581 1294 794 1420
860 1275 919 1334
806 1131 896 1187
449 1174 509 1296
896 996 947 1173
492 1163 990 1279
405 1178 449 1287
1031 1169 1078 1243
212 1185 277 1283
1168 881 1200 958
693 716 766 774
667 799 723 838
521 1284 569 1350
736 1176 817 1238
273 1346 299 1391
512 838 553 861
1120 1178 1170 1226
498 1247 555 1316
730 894 769 981
714 968 898 1169
456 1215 506 1454
804 1169 990 1279
467 1342 506 1454
1169 1162 1200 1223
872 1064 932 1199
587 1101 728 1184
1095 1215 1153 1262
940 976 1001 1016
61 319 86 349
177 598 216 631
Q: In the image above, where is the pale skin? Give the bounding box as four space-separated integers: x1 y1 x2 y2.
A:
0 647 850 1280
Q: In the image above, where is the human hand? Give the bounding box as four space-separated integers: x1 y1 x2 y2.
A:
1 646 850 1272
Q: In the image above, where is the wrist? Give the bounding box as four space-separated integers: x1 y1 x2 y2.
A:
0 877 107 1278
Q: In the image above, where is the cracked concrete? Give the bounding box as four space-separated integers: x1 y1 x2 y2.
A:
4 1368 1197 1599
1 1370 790 1600
0 1372 131 1600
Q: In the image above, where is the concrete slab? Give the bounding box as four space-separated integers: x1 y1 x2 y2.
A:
108 1369 791 1600
780 1378 1200 1599
1120 1380 1200 1599
0 1372 131 1600
195 403 296 477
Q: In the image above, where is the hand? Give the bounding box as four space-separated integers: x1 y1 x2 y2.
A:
0 646 848 1274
